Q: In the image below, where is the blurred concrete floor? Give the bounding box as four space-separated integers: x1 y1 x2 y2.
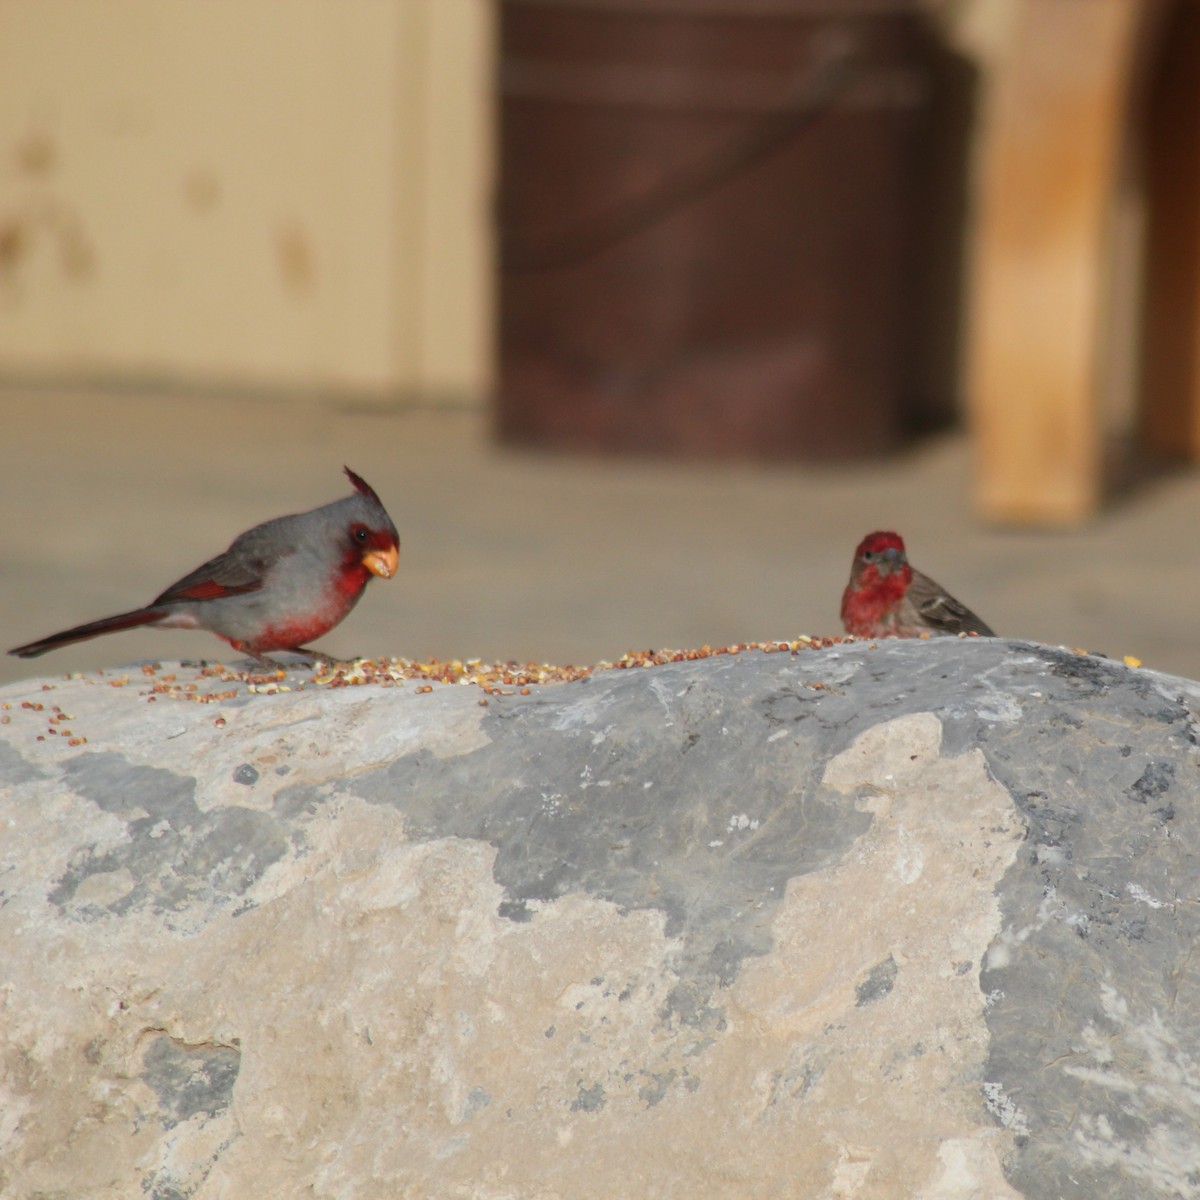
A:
2 386 1197 687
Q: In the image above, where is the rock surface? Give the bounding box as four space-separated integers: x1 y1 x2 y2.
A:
2 638 1199 1199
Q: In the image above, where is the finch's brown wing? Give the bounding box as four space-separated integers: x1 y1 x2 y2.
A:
908 569 995 637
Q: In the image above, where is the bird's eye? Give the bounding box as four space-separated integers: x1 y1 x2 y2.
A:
862 550 876 562
353 526 369 543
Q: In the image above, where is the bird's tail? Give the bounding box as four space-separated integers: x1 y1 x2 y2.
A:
8 608 166 658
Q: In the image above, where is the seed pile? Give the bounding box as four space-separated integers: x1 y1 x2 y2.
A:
177 636 847 698
4 635 1137 744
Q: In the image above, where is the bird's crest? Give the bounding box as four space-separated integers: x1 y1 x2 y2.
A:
344 466 383 509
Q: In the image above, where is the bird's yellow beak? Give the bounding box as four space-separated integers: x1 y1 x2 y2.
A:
363 544 399 580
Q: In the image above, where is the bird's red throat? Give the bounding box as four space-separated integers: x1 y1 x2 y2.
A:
841 565 912 637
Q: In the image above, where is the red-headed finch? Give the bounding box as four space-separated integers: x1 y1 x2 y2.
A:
841 530 994 639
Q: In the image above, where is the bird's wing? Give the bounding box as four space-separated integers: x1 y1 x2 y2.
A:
907 570 995 637
152 548 270 604
151 520 300 606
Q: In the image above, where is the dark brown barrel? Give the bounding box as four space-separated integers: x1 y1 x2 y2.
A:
496 0 933 460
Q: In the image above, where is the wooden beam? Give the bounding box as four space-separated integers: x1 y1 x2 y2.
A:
968 0 1146 525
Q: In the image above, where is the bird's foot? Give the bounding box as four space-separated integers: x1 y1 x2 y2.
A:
285 644 351 671
236 654 288 680
246 671 287 686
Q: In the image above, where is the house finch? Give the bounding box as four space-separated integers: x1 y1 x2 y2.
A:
840 530 994 639
9 467 399 667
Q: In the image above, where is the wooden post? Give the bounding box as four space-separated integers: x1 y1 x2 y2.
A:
1141 0 1200 460
968 0 1147 525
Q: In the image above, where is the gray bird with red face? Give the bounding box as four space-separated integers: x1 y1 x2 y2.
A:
8 467 400 668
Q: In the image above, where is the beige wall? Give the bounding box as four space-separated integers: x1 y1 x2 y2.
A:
0 0 493 403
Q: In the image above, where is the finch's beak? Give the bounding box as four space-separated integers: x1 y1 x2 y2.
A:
363 544 399 580
879 548 904 571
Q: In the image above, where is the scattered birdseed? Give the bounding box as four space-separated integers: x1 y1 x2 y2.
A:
17 636 1140 721
109 637 860 704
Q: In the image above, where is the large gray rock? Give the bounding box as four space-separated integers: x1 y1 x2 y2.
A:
2 638 1198 1198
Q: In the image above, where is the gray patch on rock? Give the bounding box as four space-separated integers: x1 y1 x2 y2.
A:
232 763 259 786
273 782 334 822
461 1087 491 1120
148 1181 189 1200
140 1033 240 1127
63 750 196 821
52 751 288 921
1124 761 1174 805
855 955 898 1006
570 1081 606 1112
0 739 49 785
768 1060 823 1107
637 1069 677 1107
